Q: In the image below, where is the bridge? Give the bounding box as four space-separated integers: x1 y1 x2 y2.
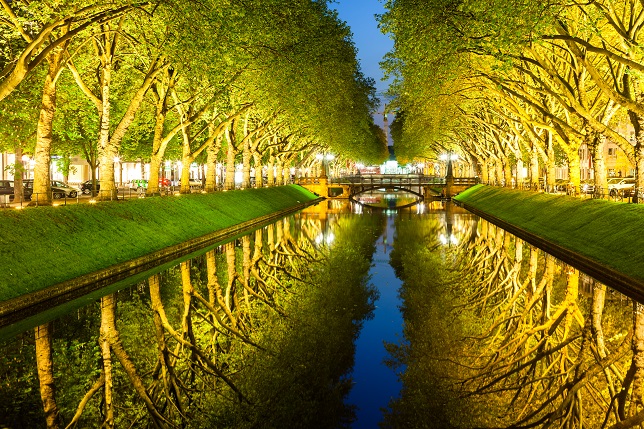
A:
297 174 479 200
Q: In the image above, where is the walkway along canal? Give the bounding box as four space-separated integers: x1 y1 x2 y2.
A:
1 198 643 428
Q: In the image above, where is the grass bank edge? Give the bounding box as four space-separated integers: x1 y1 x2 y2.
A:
0 185 319 300
454 185 644 282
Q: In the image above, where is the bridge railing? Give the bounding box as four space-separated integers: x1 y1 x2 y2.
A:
329 174 451 186
297 174 480 188
329 174 480 186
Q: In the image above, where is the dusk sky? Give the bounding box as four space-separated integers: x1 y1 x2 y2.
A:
332 0 394 127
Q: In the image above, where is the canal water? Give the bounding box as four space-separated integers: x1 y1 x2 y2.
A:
348 215 403 428
0 199 640 428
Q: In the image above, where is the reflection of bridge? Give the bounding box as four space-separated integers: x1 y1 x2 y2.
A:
297 174 479 199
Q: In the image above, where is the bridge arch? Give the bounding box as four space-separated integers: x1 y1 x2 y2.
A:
349 185 425 209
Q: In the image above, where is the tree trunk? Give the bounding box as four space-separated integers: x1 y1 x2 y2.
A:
225 243 237 311
103 290 169 427
35 323 61 429
631 301 644 411
253 152 263 188
494 160 503 186
267 158 275 186
568 155 581 193
592 134 608 196
180 153 193 194
629 96 644 202
515 158 524 188
242 235 252 316
99 295 115 428
14 146 25 203
530 147 540 189
225 141 236 190
97 57 118 200
205 135 221 192
242 140 251 189
147 94 168 196
546 134 556 192
503 157 512 186
32 50 65 206
480 160 490 184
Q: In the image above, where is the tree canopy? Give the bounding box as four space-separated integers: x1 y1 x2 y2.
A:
0 0 387 203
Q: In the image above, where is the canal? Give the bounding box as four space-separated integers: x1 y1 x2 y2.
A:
0 199 640 428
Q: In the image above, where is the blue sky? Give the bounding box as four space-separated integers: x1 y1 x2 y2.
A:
331 0 394 125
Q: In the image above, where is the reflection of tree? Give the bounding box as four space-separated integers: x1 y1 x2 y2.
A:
1 213 381 428
384 216 637 429
35 322 61 428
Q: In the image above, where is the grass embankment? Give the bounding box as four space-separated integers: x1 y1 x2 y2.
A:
454 184 644 282
0 185 318 301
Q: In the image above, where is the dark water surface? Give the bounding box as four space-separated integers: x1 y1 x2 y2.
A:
0 200 640 428
348 215 403 428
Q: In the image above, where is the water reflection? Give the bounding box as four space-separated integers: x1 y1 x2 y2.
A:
2 200 639 428
353 189 422 210
384 208 636 429
0 210 381 428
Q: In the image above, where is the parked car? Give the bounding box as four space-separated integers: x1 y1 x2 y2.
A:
80 180 100 195
51 180 78 198
23 180 76 199
580 180 595 195
130 178 171 190
0 180 14 199
0 180 29 201
607 177 635 197
0 179 33 201
553 179 571 192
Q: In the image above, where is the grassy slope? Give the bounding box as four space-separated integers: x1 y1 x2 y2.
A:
0 185 318 299
454 185 644 282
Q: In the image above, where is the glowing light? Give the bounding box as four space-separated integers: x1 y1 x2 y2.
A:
440 153 459 161
315 232 335 246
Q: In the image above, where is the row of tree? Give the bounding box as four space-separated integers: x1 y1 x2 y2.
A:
385 210 642 428
0 0 388 204
0 210 382 428
381 0 644 192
